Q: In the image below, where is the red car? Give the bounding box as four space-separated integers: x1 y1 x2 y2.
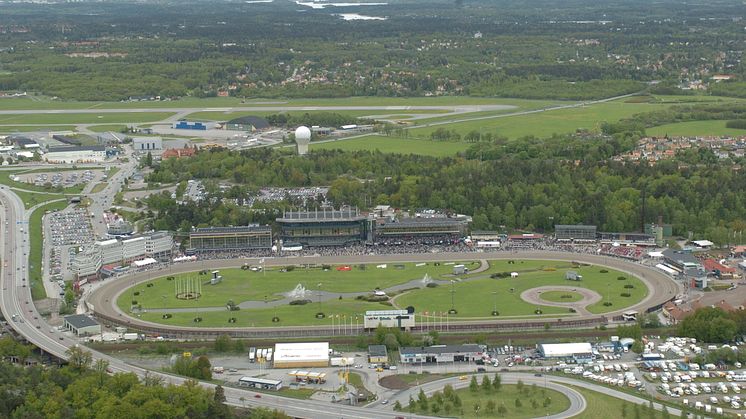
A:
254 394 262 399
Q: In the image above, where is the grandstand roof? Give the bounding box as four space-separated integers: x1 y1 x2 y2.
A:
379 217 468 228
277 208 365 223
555 224 597 230
191 225 271 235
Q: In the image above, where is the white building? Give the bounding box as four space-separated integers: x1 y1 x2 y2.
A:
71 245 102 279
45 146 107 163
99 239 121 265
364 309 415 329
122 237 147 262
132 137 162 151
537 343 594 363
145 231 173 261
273 342 329 368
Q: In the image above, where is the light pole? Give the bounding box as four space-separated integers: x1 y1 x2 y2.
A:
450 280 455 312
492 291 498 316
317 282 323 312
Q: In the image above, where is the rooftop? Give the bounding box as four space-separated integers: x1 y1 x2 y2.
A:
64 314 99 329
400 344 482 355
368 345 388 357
191 225 271 234
277 208 365 223
48 145 106 152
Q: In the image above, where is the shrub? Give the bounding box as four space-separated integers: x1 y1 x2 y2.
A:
600 269 609 273
133 291 140 296
624 284 635 289
289 299 311 305
617 276 627 280
621 292 631 297
603 302 613 306
426 283 439 288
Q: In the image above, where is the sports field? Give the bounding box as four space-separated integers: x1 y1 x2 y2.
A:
117 259 646 327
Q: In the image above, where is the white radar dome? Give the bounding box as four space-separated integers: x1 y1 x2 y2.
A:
295 126 311 143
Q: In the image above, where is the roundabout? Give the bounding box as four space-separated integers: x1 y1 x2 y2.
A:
86 251 682 337
521 286 602 316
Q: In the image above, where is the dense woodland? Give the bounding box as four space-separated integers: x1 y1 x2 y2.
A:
0 0 745 100
142 138 746 244
0 338 287 419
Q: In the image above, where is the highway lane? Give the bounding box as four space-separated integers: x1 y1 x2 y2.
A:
0 186 439 419
86 251 682 336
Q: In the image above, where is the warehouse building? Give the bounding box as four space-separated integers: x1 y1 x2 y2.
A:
45 146 107 163
399 344 483 364
554 224 597 241
63 314 102 337
132 137 163 151
224 116 270 132
188 225 272 252
368 345 388 364
273 342 330 369
537 343 594 363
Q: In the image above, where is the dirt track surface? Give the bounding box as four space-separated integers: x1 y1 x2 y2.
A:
86 251 682 333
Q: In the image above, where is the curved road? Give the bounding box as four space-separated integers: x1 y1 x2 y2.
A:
86 251 681 336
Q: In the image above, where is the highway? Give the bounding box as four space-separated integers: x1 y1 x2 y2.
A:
0 181 683 418
0 185 440 419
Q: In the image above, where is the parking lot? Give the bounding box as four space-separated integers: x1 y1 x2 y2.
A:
46 208 94 283
17 169 101 189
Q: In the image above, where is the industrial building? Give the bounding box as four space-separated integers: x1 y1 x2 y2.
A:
276 208 368 247
364 309 415 330
399 344 483 364
45 146 107 163
173 121 213 130
188 225 272 252
368 345 388 364
537 343 594 363
238 377 282 390
132 137 163 151
554 224 597 241
273 342 330 369
224 116 270 132
63 314 102 337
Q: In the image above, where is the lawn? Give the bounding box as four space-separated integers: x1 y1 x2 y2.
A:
184 109 451 122
90 183 108 193
539 291 584 303
404 382 570 418
408 100 673 139
311 135 471 156
0 112 176 125
0 125 77 133
29 199 70 300
646 120 746 137
395 262 647 317
87 124 128 133
566 384 653 419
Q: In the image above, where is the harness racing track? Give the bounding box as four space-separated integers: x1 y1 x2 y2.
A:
87 251 682 338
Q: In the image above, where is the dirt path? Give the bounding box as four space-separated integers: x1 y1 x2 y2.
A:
520 286 602 316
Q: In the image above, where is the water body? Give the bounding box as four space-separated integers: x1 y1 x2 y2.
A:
245 0 273 3
336 13 387 21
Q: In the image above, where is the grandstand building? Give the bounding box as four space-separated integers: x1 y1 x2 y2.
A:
276 208 368 247
189 225 272 251
597 232 655 245
555 224 597 241
375 217 468 243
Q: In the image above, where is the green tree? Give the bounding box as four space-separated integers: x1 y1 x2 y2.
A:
470 375 479 392
493 373 502 391
393 400 402 411
515 398 522 408
486 400 496 414
481 375 492 393
66 345 93 372
516 379 525 392
214 334 232 352
497 403 508 417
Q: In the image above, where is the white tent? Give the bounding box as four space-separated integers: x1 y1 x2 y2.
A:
133 258 157 267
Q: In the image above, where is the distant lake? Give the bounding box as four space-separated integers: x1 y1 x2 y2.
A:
336 13 387 21
295 1 388 9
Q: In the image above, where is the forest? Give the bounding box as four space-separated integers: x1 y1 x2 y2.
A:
0 338 287 419
141 142 746 245
0 0 744 101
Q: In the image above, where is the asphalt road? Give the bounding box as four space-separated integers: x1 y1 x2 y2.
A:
86 251 682 335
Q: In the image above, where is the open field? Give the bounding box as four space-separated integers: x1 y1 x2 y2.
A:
404 383 570 418
0 125 77 133
87 124 128 133
29 199 70 300
539 291 584 303
311 135 471 156
566 384 642 419
0 96 556 111
395 262 646 317
0 112 176 125
117 260 646 327
646 120 746 137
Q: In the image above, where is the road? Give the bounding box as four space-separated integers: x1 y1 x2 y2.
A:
0 185 442 418
85 251 682 337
